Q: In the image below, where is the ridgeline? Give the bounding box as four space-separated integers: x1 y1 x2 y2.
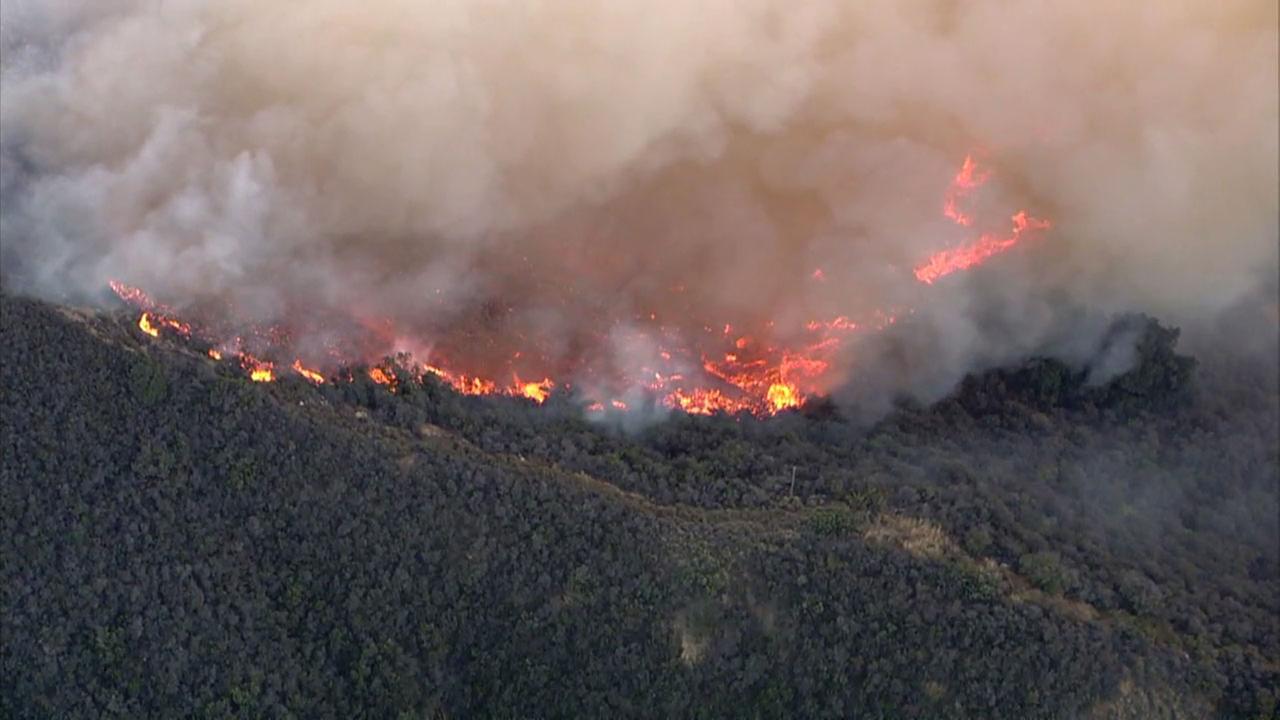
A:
2 293 1276 719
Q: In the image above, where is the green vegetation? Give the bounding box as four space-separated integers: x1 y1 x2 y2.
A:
1 294 1276 718
807 505 858 537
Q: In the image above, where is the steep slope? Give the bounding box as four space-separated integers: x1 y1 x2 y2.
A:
2 294 1275 718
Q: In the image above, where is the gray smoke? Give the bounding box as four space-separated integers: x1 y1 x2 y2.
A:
2 0 1276 402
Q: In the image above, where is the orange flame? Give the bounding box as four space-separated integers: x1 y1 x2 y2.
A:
163 317 191 336
136 311 191 338
668 388 734 415
246 360 274 382
421 364 500 396
235 353 275 382
108 151 1050 415
805 316 857 333
292 359 325 384
586 399 629 413
109 280 153 307
942 154 989 227
138 312 160 337
766 383 800 412
916 154 1052 284
915 210 1052 284
517 377 554 404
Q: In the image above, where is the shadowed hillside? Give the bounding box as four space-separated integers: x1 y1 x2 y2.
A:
2 293 1276 719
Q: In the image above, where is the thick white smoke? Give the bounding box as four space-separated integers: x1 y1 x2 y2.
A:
1 0 1276 403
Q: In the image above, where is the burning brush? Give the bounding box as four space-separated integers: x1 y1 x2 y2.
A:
110 154 1050 416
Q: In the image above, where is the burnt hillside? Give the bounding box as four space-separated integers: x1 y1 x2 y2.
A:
2 293 1276 719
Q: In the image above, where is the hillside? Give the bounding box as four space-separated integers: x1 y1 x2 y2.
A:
2 292 1277 719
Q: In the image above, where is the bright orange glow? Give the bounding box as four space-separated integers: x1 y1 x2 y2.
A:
805 316 857 333
109 280 152 307
237 353 276 383
118 290 854 416
459 376 498 395
586 399 629 413
423 364 498 396
766 383 800 412
134 311 191 338
138 313 160 337
292 359 325 384
915 210 1052 284
107 151 1050 415
668 388 734 415
916 154 1052 285
942 154 989 227
237 357 272 382
517 378 554 404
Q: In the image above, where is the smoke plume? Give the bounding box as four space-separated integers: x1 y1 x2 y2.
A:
2 0 1276 406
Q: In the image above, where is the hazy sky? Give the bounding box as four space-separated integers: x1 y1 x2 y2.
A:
2 0 1276 401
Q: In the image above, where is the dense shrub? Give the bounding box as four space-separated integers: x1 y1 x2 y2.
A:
2 294 1275 719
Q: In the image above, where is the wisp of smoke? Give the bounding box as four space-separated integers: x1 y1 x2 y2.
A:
2 0 1276 408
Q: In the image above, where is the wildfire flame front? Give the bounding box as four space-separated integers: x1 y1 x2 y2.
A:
109 153 1051 415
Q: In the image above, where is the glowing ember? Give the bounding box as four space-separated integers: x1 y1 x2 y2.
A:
109 280 152 307
108 151 1051 415
669 388 735 416
586 399 631 413
805 316 857 333
112 284 858 415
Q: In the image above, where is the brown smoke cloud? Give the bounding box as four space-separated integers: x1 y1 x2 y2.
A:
2 0 1276 405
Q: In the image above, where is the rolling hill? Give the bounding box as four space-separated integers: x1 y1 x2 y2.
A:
2 292 1276 719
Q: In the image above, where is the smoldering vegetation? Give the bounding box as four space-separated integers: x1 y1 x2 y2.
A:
1 0 1277 405
2 283 1276 717
1 2 1277 717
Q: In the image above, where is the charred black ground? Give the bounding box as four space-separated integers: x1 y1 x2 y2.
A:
1 291 1276 718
